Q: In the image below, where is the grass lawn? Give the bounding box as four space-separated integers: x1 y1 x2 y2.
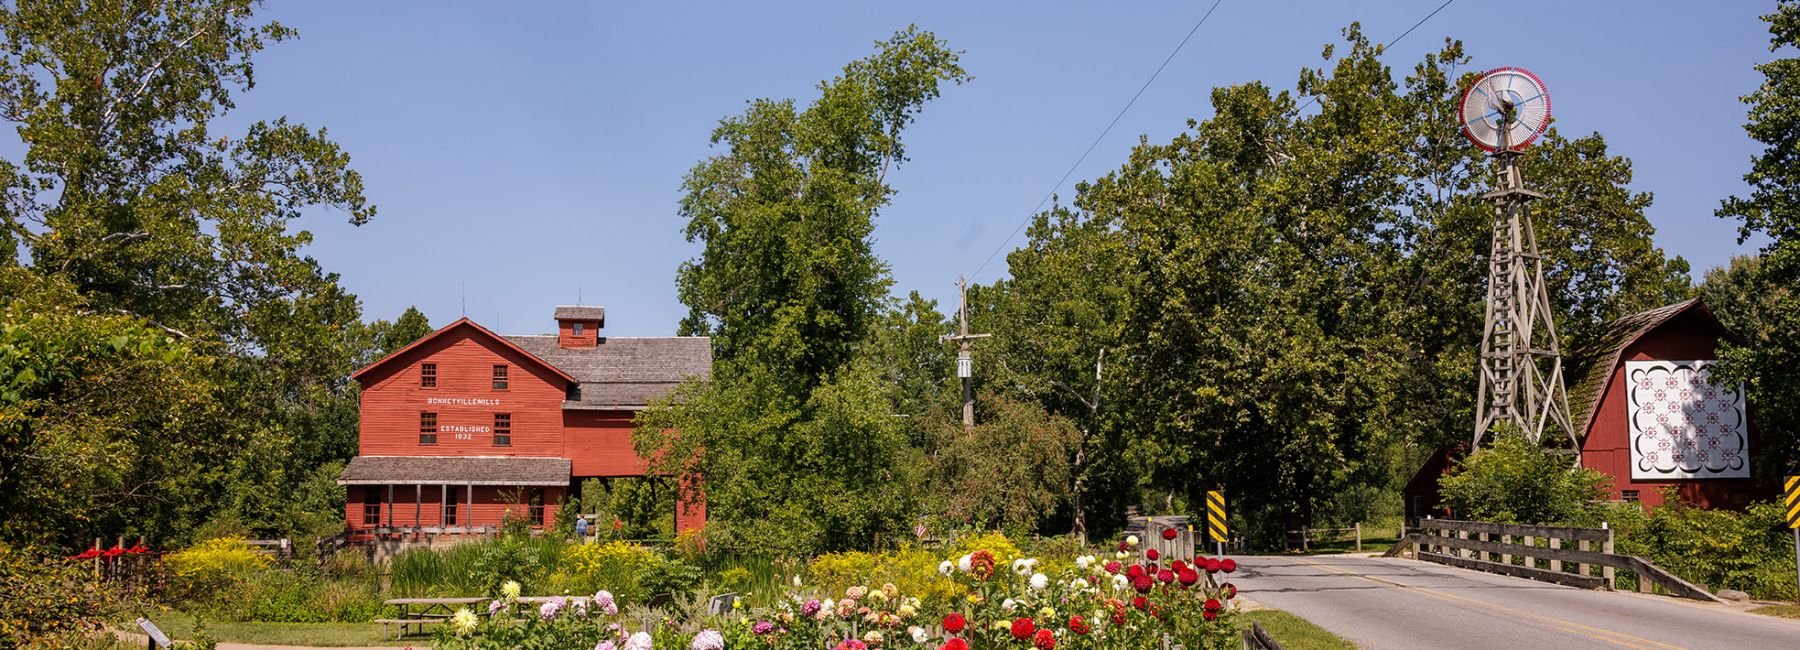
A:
1749 604 1800 620
137 610 399 647
1242 609 1356 650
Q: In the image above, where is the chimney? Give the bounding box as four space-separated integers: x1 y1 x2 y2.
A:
554 305 604 349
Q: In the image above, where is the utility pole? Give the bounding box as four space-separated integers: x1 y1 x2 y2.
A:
941 276 991 431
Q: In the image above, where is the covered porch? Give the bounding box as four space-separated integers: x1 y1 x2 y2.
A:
338 456 570 541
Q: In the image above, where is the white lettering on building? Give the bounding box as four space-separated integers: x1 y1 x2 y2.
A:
425 397 503 406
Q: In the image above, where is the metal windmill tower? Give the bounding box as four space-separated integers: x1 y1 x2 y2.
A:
1459 67 1579 456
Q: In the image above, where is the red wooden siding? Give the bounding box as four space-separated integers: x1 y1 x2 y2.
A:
1579 309 1767 508
564 410 647 476
358 327 569 458
559 319 600 349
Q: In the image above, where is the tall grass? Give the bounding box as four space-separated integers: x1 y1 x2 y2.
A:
389 536 571 597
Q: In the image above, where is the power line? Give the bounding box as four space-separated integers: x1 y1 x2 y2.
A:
966 0 1224 282
966 0 1458 283
1294 0 1458 114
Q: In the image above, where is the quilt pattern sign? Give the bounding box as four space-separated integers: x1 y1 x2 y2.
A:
1626 360 1748 480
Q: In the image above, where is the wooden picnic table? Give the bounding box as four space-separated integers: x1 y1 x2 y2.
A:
378 597 489 639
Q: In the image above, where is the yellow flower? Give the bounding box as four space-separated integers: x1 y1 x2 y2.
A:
993 619 1011 631
500 580 521 601
451 608 479 636
1038 606 1056 620
897 603 917 618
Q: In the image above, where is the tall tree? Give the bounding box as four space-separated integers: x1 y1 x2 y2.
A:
978 26 1691 544
0 1 374 546
1717 0 1800 478
640 27 967 554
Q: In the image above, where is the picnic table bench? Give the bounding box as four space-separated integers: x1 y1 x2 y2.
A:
380 597 489 639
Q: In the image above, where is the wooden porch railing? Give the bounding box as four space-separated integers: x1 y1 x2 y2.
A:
1384 518 1722 603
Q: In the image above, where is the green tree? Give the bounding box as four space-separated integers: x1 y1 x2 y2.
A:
640 27 967 554
1716 1 1800 478
0 1 375 546
976 26 1691 545
929 391 1081 536
378 306 434 355
1438 432 1611 525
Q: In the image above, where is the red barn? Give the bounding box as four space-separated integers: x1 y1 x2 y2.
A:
1567 298 1768 508
337 306 710 540
1406 298 1770 522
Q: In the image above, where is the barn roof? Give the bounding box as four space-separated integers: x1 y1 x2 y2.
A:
338 456 572 486
1566 299 1730 439
503 335 711 410
554 305 606 322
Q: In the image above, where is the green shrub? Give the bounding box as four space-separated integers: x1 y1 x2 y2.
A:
1613 493 1798 601
638 554 702 598
163 536 273 598
0 543 125 646
1437 433 1610 524
546 541 656 600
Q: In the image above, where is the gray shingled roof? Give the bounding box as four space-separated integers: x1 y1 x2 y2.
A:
503 335 711 409
1566 299 1701 439
338 456 572 485
554 305 606 322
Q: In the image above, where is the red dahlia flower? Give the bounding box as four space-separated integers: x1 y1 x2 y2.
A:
1146 548 1160 561
1178 568 1199 586
943 612 966 634
1104 560 1121 574
1033 628 1056 650
1162 527 1178 540
941 640 969 650
1203 609 1218 621
1157 569 1175 584
1222 558 1238 573
1132 575 1153 593
1131 596 1148 610
1068 615 1089 635
1171 559 1187 572
1204 598 1223 612
1203 558 1220 573
1011 617 1036 640
1126 564 1146 580
1224 583 1238 599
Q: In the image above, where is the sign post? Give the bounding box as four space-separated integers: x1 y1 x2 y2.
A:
1785 476 1800 604
1206 490 1228 558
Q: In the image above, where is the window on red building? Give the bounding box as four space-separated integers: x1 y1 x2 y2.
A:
1622 490 1640 503
529 488 545 526
573 322 584 337
421 363 436 388
420 412 437 444
494 413 511 447
492 364 509 390
362 487 381 525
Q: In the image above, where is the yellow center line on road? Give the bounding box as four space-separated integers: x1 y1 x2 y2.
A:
1287 557 1687 650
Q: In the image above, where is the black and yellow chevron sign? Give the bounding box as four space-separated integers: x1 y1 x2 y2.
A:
1785 476 1800 529
1206 490 1228 543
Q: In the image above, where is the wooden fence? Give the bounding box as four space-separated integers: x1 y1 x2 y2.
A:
1386 518 1722 603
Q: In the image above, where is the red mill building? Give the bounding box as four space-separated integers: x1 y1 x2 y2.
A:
337 306 709 540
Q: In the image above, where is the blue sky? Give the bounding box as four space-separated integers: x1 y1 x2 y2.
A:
235 1 1780 336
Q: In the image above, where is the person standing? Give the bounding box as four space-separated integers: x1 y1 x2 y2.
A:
574 514 589 542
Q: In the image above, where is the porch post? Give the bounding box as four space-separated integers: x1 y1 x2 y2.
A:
414 484 422 532
468 483 475 532
386 484 394 529
441 484 448 528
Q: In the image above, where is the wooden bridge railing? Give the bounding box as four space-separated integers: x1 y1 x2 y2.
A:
1384 518 1723 603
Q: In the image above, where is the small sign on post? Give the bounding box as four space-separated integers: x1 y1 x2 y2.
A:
1206 490 1228 556
136 617 172 648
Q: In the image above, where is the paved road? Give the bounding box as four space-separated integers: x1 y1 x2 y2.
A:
1236 554 1800 649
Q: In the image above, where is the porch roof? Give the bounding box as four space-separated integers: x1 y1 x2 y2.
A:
337 456 571 486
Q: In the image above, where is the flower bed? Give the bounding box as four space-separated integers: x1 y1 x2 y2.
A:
434 533 1244 649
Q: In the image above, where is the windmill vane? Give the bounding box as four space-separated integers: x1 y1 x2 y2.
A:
1458 67 1552 153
